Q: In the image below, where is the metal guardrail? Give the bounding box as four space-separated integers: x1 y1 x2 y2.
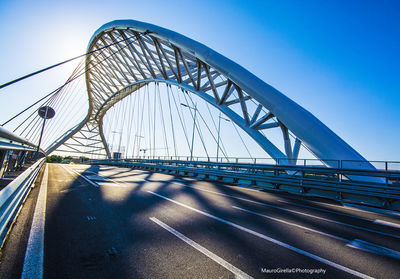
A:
0 158 45 247
89 158 400 210
128 156 400 172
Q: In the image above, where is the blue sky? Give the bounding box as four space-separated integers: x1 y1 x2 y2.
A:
0 0 399 161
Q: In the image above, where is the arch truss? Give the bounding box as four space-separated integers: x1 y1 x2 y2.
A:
48 20 372 169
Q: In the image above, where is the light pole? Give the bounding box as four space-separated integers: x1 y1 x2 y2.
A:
216 112 230 162
36 106 55 159
112 130 122 159
134 135 144 157
181 103 197 161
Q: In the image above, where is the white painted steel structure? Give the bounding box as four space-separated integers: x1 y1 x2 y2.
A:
47 20 374 171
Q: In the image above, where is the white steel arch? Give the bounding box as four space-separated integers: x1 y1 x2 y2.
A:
48 19 374 171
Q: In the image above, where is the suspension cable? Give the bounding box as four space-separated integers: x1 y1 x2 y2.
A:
186 91 229 160
157 84 169 157
166 85 177 157
137 88 146 157
0 34 137 90
231 121 253 159
146 85 152 157
153 83 157 157
182 90 209 159
3 35 133 127
205 102 229 159
171 86 191 154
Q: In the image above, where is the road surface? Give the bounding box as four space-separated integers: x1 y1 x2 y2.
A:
1 163 400 278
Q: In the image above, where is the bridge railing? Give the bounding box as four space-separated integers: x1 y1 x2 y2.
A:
87 158 400 210
108 156 400 171
0 158 45 247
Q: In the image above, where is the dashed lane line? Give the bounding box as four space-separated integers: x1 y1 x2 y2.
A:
177 184 400 239
60 165 99 187
234 206 400 260
373 219 400 229
150 217 253 279
147 190 374 279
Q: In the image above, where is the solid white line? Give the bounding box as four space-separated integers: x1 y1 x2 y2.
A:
293 198 400 219
346 239 400 260
60 165 99 187
150 217 253 279
341 203 400 219
179 184 271 207
80 171 146 187
277 200 373 222
233 206 400 259
21 164 48 279
179 184 400 239
232 206 347 242
373 219 400 229
147 191 373 279
99 177 128 187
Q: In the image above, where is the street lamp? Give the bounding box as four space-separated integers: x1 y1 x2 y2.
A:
134 135 144 157
181 103 197 161
112 130 123 158
217 112 230 162
36 106 55 159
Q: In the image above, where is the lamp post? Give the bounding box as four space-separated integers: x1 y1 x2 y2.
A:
216 112 230 162
134 135 144 157
181 103 197 161
112 130 122 159
36 106 55 159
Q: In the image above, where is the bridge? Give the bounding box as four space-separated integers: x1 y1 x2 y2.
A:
0 20 399 279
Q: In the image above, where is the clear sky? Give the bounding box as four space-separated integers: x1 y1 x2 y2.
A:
0 0 399 161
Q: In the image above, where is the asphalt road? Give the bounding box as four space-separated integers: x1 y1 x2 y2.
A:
3 163 400 278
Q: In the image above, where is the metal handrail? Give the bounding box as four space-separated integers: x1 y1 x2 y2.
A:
0 158 45 247
88 158 400 209
91 158 400 180
105 156 400 172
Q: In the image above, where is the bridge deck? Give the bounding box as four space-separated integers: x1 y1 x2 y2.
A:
1 163 399 278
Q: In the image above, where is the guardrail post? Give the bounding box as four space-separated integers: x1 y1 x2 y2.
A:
385 161 388 185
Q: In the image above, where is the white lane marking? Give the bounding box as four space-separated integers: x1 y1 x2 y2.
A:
66 167 147 187
299 199 400 219
234 206 400 259
373 219 400 229
179 184 400 239
60 165 99 187
85 175 107 181
99 177 128 187
150 217 253 279
147 191 373 279
21 164 48 279
235 185 264 191
107 176 151 185
84 174 127 187
232 206 347 242
341 203 400 218
79 171 147 186
179 184 271 206
81 171 96 174
346 239 400 260
186 180 400 220
277 200 373 222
